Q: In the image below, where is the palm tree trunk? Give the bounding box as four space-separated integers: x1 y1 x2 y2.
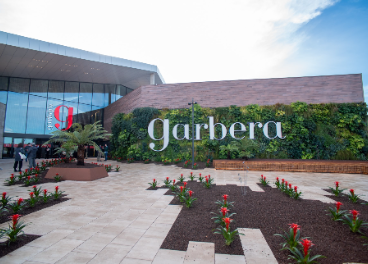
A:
77 145 85 166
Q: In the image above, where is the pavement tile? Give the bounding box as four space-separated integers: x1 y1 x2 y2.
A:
152 249 186 264
111 228 146 246
184 241 215 264
126 237 164 261
74 233 116 254
27 229 74 249
32 238 84 263
55 251 96 264
88 243 132 264
0 245 44 264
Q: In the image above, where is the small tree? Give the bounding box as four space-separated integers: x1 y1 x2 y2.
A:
44 121 110 166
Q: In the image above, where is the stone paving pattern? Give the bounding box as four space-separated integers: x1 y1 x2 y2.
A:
0 158 367 263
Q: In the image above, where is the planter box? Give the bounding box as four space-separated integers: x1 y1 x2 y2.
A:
45 166 108 181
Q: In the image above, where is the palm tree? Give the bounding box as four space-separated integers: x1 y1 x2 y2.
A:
44 121 110 166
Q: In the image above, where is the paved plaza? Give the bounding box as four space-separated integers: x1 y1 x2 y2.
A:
0 158 367 264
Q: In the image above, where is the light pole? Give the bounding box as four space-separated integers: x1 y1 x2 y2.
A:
188 98 197 169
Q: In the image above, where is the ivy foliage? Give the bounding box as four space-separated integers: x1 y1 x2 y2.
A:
110 102 368 161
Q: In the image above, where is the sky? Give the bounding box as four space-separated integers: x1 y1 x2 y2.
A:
0 0 367 100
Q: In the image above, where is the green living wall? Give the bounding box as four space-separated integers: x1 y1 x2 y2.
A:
109 102 368 161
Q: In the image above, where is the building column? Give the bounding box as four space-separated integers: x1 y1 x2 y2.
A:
150 73 155 85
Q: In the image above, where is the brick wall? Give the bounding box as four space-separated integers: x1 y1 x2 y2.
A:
103 74 364 133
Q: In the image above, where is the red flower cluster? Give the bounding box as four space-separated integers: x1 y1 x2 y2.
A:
289 223 300 240
12 214 21 230
189 190 193 197
2 192 6 199
17 198 23 205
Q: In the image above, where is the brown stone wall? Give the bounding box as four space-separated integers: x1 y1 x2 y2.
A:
103 74 364 133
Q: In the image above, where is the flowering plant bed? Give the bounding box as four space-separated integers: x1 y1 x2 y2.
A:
160 181 368 263
0 234 41 258
0 194 69 224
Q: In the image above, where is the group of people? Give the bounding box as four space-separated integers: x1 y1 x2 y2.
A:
13 143 109 172
13 143 38 172
97 144 108 162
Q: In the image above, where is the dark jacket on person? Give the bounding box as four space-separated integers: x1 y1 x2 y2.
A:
28 146 38 159
25 145 31 156
14 147 25 162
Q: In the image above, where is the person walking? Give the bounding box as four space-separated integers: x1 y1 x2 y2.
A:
24 143 31 162
46 146 50 159
14 143 25 172
104 144 108 161
28 143 38 169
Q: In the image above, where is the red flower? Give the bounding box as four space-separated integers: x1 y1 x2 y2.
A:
208 175 211 178
180 186 184 193
199 173 202 177
285 181 288 187
32 185 36 189
185 161 188 164
194 163 197 166
206 178 209 183
117 165 119 167
190 172 193 175
25 169 28 172
264 176 267 181
221 207 228 217
17 198 23 205
289 223 300 240
35 174 38 178
27 176 31 180
334 181 339 188
181 174 183 178
223 194 229 202
294 186 298 192
350 189 354 196
223 217 231 232
282 179 285 183
11 173 14 177
350 210 359 221
276 177 279 181
55 186 59 192
261 174 263 179
153 179 156 182
173 179 176 184
184 182 187 188
19 172 22 175
289 183 292 189
43 189 47 195
189 190 193 197
56 173 59 176
2 192 6 199
12 214 21 230
10 176 14 180
166 177 169 181
30 192 34 198
301 239 314 257
336 201 342 212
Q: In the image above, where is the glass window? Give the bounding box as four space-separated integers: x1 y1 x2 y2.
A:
30 79 48 98
48 80 64 100
127 88 134 94
115 85 126 101
104 84 116 106
64 81 79 102
92 84 104 106
24 138 34 145
26 95 47 134
77 103 92 125
44 99 67 134
14 138 22 148
0 76 8 104
91 106 103 124
4 91 28 133
9 78 30 93
79 83 92 105
3 137 12 158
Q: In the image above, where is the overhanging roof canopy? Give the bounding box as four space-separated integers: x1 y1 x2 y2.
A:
0 31 164 89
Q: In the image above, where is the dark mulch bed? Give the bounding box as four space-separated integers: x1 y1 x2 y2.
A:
0 196 69 224
160 181 368 264
0 234 41 258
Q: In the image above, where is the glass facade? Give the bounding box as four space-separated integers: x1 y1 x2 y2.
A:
1 76 131 157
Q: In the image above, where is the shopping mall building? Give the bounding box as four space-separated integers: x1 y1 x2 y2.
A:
0 30 364 158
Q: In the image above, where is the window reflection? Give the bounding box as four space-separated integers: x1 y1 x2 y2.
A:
64 82 79 102
44 98 64 134
79 83 92 105
77 103 92 125
5 92 28 133
26 95 47 134
0 77 8 104
92 84 104 106
30 79 48 97
105 84 116 106
116 85 126 101
48 80 64 100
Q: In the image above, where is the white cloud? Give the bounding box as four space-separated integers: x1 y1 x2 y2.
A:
0 0 339 83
